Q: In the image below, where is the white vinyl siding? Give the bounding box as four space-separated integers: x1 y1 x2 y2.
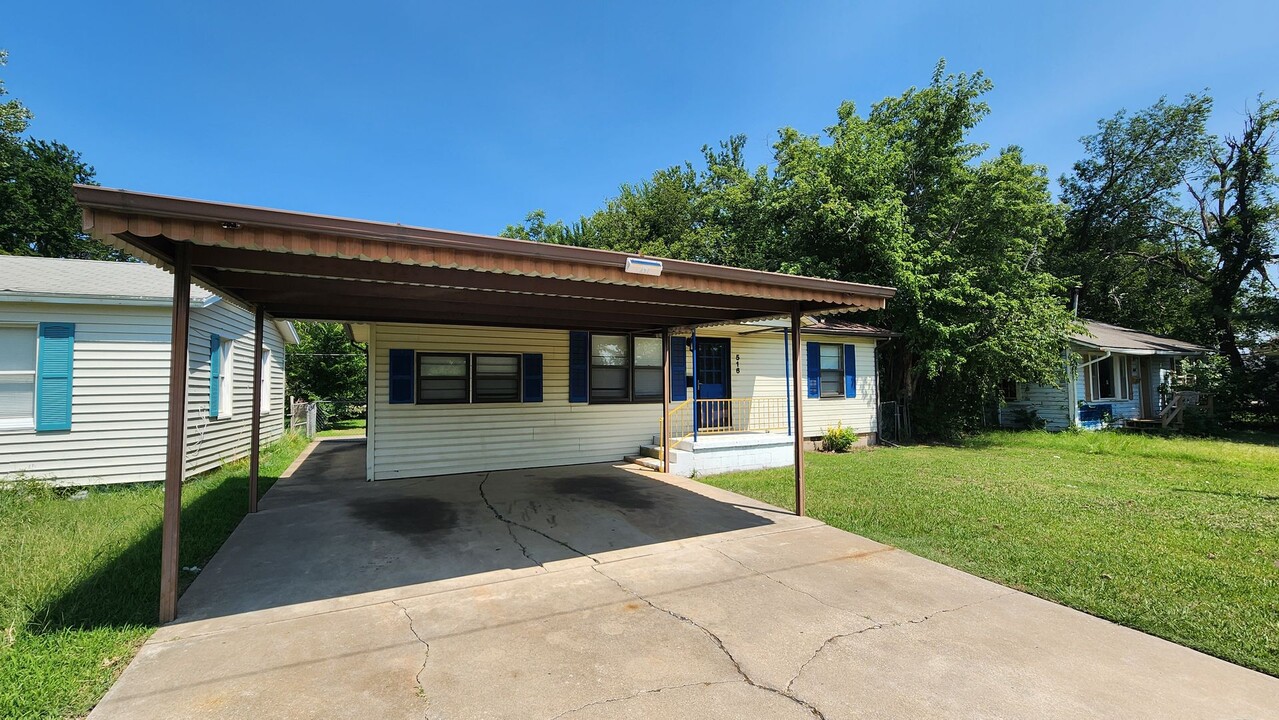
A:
186 300 287 478
368 324 880 480
0 299 288 485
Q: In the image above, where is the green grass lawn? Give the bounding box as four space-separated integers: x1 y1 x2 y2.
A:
316 417 366 438
0 433 311 719
703 430 1279 676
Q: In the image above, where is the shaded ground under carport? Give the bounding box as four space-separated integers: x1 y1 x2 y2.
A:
91 439 1278 719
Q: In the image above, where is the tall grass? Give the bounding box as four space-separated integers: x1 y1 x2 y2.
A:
0 433 310 719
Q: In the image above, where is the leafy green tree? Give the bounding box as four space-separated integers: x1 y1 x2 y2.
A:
769 64 1076 436
0 49 120 260
285 322 367 404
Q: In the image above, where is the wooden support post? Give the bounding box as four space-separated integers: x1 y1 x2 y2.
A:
661 328 671 474
159 242 192 624
249 305 265 514
790 308 806 517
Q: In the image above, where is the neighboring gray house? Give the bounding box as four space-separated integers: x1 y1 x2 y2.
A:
0 256 297 485
1000 320 1209 431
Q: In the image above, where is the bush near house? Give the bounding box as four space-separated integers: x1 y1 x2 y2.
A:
0 433 310 720
704 431 1279 676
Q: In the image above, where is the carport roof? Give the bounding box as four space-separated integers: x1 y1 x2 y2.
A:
74 185 895 332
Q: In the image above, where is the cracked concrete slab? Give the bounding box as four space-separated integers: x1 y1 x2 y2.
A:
93 600 427 720
90 441 1279 719
790 588 1279 719
398 563 745 719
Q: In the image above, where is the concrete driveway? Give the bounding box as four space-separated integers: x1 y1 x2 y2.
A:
92 438 1277 719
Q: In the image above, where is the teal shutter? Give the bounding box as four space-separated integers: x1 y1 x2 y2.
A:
35 323 74 431
522 353 543 402
208 335 221 418
843 344 857 398
670 337 687 401
806 342 820 398
388 349 414 404
568 332 588 403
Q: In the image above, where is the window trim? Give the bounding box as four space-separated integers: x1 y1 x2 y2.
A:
416 352 472 405
999 379 1025 403
217 337 236 420
817 342 844 399
586 333 664 404
1085 354 1132 402
631 335 664 404
471 353 523 404
588 333 633 404
259 346 272 415
0 323 37 431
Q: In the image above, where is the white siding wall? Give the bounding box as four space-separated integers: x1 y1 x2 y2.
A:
185 302 288 477
368 324 880 480
0 299 287 485
999 382 1074 430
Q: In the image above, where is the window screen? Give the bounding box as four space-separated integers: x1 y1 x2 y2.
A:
590 335 629 401
819 343 844 398
632 336 663 401
418 354 469 403
473 354 520 403
0 326 36 428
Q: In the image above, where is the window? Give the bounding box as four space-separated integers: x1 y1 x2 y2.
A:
1086 354 1131 401
819 343 843 398
590 334 630 402
0 326 36 430
473 354 520 403
418 354 469 403
1000 380 1023 402
259 347 272 415
632 336 663 402
217 337 235 419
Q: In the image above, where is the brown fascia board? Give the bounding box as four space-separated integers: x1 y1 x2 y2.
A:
73 185 897 300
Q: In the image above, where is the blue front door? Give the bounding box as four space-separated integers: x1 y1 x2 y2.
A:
696 338 731 428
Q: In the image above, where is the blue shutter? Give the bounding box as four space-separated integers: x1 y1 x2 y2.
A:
670 337 687 401
35 323 74 431
388 349 414 404
522 353 543 403
568 331 588 403
208 335 221 418
844 344 857 398
806 342 821 398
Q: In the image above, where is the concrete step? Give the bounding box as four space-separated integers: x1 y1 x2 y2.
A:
625 455 663 471
640 444 693 461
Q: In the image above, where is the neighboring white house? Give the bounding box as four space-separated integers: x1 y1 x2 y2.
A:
999 320 1208 431
352 316 888 480
0 256 298 485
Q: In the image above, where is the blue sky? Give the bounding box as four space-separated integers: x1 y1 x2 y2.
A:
7 1 1277 235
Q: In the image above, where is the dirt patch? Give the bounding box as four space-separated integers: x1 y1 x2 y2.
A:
349 497 459 537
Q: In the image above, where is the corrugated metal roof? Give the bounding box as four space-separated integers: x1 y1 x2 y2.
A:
1072 320 1208 355
0 255 215 305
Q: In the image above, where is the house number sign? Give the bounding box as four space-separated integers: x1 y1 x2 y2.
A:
735 354 741 374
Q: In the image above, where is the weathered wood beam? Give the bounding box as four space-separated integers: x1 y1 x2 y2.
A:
159 243 192 623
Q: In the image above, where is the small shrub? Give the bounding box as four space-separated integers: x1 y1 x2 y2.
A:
1012 406 1048 430
823 422 856 452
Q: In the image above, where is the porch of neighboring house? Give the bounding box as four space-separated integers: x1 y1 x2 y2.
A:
73 184 895 622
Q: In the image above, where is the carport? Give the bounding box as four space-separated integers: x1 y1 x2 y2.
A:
73 185 895 623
